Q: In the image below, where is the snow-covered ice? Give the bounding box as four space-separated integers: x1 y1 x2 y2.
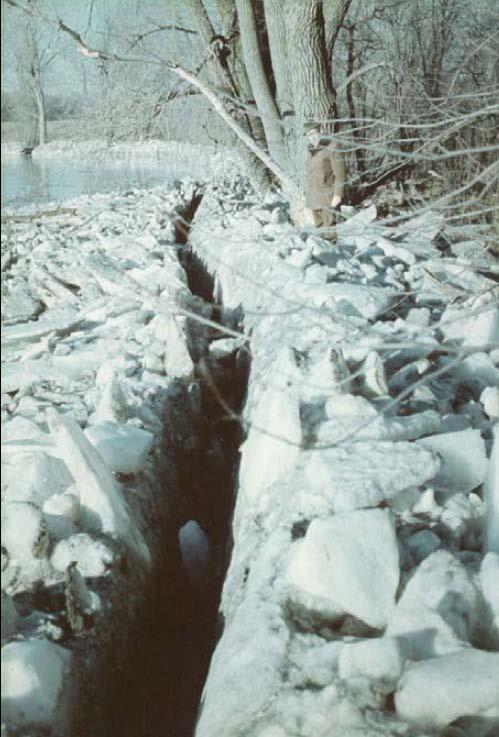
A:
2 182 205 734
50 533 115 577
84 421 154 475
386 550 479 659
46 408 150 564
286 509 399 629
418 428 488 493
1 639 72 730
303 441 440 511
188 192 498 737
2 168 498 736
395 649 499 729
338 636 405 689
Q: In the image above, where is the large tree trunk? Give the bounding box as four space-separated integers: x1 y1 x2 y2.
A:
34 86 47 145
185 0 273 194
286 0 338 190
262 0 293 117
215 0 273 190
234 0 287 169
262 0 295 170
323 0 352 58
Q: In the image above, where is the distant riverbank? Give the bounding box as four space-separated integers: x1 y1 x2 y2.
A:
1 139 241 208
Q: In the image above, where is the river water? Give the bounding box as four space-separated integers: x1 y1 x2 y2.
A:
1 154 185 208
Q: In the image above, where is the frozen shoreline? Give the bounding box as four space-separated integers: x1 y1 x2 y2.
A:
1 139 242 185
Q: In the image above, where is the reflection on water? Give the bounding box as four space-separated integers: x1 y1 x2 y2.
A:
1 155 185 208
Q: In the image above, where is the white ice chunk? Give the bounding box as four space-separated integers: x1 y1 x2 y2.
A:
93 372 128 424
240 347 301 505
377 240 416 266
481 386 499 418
42 491 80 523
324 394 377 419
412 487 441 517
1 639 72 730
286 509 399 629
50 533 114 577
358 351 389 398
1 307 82 346
1 283 42 324
441 295 499 348
1 417 56 460
454 351 499 390
194 596 289 737
326 284 395 320
395 649 499 729
301 348 351 401
317 409 441 445
152 313 194 378
304 441 440 512
2 345 122 393
42 491 80 541
405 307 430 327
179 520 211 587
440 492 482 543
386 550 479 659
209 337 243 359
417 429 487 493
337 205 377 240
2 502 49 562
2 452 73 505
143 351 165 374
388 486 421 514
84 422 154 475
338 637 404 688
46 409 150 565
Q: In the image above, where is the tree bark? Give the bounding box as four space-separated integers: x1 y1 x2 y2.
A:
286 0 338 188
262 0 293 117
215 0 268 149
323 0 352 58
34 85 47 145
235 0 287 168
183 0 241 105
185 0 272 194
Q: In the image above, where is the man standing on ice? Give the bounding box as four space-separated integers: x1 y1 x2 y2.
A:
303 125 347 234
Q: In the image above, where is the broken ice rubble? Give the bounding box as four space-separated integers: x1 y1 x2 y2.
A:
286 509 399 628
2 174 498 737
189 194 499 737
1 184 204 734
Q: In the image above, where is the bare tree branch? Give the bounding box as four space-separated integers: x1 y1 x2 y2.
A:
129 24 197 50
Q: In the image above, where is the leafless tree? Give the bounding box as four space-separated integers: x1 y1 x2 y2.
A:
3 0 498 236
4 0 62 146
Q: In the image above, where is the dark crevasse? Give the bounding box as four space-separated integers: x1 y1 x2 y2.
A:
103 195 249 737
